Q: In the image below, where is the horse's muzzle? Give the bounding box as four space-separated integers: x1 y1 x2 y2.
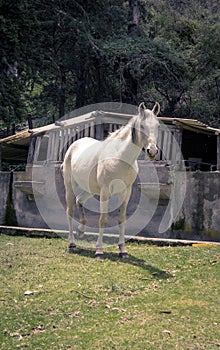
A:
146 148 158 160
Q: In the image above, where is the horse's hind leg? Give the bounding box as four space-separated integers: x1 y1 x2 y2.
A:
66 185 76 252
76 191 92 238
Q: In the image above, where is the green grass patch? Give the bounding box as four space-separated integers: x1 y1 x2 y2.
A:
0 234 219 349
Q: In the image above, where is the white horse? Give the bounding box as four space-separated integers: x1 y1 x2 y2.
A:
62 102 160 258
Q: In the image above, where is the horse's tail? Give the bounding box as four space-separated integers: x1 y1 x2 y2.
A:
62 147 73 185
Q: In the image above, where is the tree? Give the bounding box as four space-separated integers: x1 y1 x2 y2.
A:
0 0 30 126
0 0 219 129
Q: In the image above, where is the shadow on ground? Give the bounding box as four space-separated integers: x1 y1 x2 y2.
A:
68 247 172 279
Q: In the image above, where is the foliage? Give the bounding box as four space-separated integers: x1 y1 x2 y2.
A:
0 0 219 128
0 234 220 349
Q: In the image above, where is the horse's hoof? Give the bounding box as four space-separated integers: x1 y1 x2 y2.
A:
68 244 77 253
95 253 104 260
119 252 129 259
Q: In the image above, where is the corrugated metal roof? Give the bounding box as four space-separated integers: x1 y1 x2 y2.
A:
0 130 30 163
0 130 30 145
159 117 220 135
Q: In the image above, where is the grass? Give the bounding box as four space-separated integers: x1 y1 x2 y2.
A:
0 234 219 350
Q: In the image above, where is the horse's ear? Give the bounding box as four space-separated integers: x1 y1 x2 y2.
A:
138 102 146 117
152 102 160 116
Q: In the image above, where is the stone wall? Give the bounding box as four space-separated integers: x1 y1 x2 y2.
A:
12 168 49 229
0 168 219 241
175 172 220 241
0 172 10 224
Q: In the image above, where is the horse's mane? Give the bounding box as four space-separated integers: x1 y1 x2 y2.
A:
105 115 138 142
106 125 126 139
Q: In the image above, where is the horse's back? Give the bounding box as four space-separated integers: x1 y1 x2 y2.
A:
66 137 99 154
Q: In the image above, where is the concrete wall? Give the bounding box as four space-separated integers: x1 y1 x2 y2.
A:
174 172 220 241
0 172 10 224
11 162 172 235
12 168 49 229
1 167 219 241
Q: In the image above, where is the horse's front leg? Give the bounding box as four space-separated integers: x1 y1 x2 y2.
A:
118 186 132 258
96 188 109 259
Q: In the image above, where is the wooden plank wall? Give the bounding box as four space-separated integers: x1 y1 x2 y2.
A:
32 122 99 164
31 121 183 165
156 126 182 164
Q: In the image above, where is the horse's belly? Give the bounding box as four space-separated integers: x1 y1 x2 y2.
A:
72 163 100 194
70 138 101 194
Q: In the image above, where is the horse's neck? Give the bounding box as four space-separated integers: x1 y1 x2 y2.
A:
104 116 143 165
116 121 142 165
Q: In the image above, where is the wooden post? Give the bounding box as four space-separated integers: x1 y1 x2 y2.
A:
47 132 53 162
27 114 33 129
12 123 16 135
173 128 183 164
95 124 104 140
27 135 36 164
90 121 95 138
217 133 220 171
53 130 60 162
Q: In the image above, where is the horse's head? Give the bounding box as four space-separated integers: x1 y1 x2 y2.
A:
135 102 160 160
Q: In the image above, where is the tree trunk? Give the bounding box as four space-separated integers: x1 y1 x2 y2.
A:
128 0 141 36
121 0 140 103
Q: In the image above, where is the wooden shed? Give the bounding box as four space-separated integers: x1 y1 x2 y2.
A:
1 110 219 170
0 109 220 241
